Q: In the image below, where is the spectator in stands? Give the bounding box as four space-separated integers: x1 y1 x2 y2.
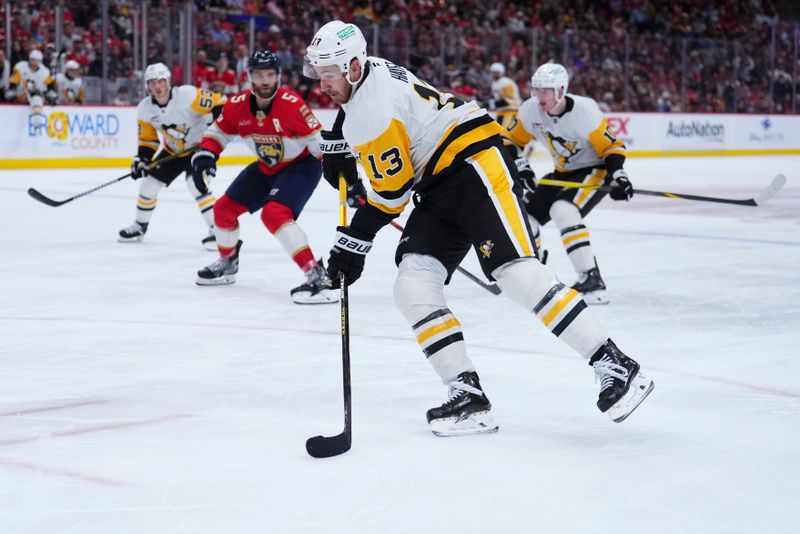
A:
0 49 10 101
597 91 614 112
233 43 250 90
193 50 216 89
0 0 793 112
211 54 238 96
657 90 674 112
113 85 131 106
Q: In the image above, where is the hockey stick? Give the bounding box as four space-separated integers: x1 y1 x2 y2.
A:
537 174 787 207
27 147 195 207
306 175 353 458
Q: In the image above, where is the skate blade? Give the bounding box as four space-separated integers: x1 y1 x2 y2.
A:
291 288 337 305
196 276 236 286
117 236 144 243
430 411 499 437
608 372 654 423
581 290 609 305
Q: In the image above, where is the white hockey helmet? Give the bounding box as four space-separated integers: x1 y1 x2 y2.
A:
144 62 171 87
489 62 505 75
303 20 367 85
531 62 569 104
29 49 43 62
65 60 80 72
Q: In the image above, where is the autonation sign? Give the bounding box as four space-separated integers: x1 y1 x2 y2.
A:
666 120 725 142
27 110 122 150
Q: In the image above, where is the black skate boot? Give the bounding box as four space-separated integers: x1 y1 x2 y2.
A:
589 339 654 422
118 222 148 243
201 228 216 251
426 371 498 437
196 240 242 286
290 261 337 304
572 267 608 305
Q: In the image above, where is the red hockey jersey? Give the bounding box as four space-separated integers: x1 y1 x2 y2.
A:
200 87 323 175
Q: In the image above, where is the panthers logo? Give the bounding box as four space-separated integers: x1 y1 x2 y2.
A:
255 135 284 167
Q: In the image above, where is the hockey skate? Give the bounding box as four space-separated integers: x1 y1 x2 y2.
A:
572 267 608 305
426 371 498 437
290 262 337 304
196 240 242 286
201 229 217 251
118 222 148 243
589 339 654 423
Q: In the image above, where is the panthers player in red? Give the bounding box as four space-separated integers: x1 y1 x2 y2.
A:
191 50 335 304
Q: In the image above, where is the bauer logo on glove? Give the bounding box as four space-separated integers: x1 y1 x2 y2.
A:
336 234 372 254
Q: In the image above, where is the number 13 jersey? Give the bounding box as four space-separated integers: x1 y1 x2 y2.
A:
340 57 504 215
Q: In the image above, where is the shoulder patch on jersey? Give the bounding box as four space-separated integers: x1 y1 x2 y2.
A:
298 104 321 130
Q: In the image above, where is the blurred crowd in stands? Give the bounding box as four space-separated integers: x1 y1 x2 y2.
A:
1 0 797 112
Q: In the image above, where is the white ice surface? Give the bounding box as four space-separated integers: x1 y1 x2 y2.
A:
1 156 798 534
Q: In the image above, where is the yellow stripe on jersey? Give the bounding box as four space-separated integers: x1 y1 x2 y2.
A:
588 117 626 159
431 118 503 175
467 146 534 258
354 118 415 215
503 115 534 149
499 84 521 107
9 68 21 85
495 111 518 130
190 88 226 114
574 168 606 208
137 119 159 149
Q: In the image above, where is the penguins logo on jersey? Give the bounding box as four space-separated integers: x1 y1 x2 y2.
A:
162 123 190 150
544 133 580 168
254 134 284 166
479 240 495 258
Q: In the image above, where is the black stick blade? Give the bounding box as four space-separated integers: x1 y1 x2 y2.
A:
27 187 66 207
306 433 351 458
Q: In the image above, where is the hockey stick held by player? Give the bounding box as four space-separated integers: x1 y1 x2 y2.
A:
503 62 637 304
306 21 654 438
27 147 195 208
117 62 226 249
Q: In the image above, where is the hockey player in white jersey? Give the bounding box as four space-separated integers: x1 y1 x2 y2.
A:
7 49 56 118
489 62 521 129
118 63 226 249
504 63 633 305
305 21 653 437
55 60 84 104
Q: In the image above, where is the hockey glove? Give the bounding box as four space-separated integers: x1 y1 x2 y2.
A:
326 226 373 288
191 149 218 195
607 169 634 201
347 180 367 208
320 130 358 190
515 157 536 194
130 156 150 180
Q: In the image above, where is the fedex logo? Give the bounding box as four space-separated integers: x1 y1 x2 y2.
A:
606 116 629 136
